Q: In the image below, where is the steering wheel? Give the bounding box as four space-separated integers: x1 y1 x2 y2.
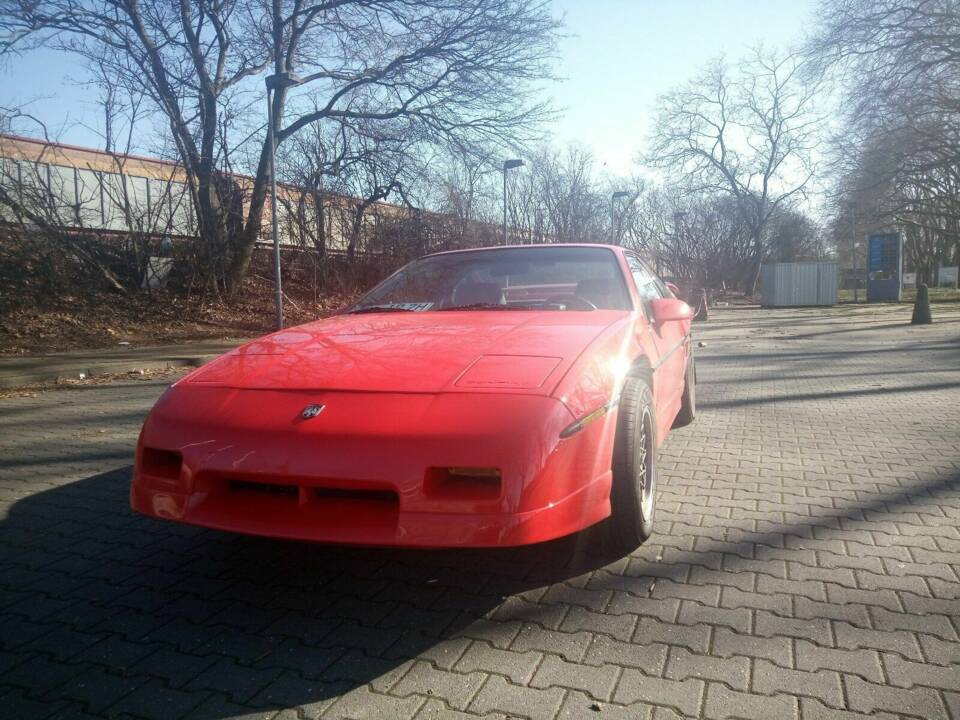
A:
560 296 597 311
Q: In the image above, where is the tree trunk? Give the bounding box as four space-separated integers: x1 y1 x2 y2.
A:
314 190 326 257
747 229 764 295
347 206 364 263
194 178 232 292
225 140 272 295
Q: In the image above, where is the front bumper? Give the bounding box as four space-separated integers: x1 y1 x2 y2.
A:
131 387 617 547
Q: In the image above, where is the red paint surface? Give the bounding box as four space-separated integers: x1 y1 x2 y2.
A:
131 244 692 546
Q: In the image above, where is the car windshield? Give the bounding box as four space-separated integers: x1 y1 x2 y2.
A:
348 247 632 313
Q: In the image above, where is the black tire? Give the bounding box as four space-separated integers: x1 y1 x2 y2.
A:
604 374 657 555
673 351 696 428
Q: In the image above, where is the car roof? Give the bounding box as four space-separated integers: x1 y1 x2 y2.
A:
424 243 626 259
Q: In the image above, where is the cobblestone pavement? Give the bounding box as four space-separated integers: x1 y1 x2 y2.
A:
1 304 959 720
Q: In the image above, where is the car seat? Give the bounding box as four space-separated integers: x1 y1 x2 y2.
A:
452 282 506 306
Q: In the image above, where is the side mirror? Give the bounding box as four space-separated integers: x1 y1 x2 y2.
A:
665 282 680 297
650 297 693 324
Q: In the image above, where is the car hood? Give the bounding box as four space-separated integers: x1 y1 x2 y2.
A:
184 310 627 394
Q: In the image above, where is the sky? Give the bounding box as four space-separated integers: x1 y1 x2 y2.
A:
548 0 819 175
1 0 819 177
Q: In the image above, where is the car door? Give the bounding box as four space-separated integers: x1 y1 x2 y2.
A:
624 254 689 436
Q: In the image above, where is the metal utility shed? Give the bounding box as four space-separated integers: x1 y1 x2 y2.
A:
760 262 838 307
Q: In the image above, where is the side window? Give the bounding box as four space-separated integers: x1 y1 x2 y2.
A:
625 254 665 317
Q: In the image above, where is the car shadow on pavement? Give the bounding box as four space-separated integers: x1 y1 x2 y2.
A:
700 379 960 410
4 463 959 719
0 465 621 718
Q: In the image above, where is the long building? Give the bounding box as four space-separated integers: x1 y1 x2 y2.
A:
0 133 484 254
1 134 199 238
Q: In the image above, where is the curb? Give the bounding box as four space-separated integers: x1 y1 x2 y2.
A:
0 340 246 389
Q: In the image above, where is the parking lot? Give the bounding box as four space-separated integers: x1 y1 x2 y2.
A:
1 304 959 720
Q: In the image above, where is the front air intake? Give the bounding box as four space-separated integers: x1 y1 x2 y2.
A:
230 479 298 499
140 447 182 482
424 467 502 501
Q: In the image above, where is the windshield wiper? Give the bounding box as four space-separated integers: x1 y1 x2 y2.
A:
440 303 538 311
346 305 417 315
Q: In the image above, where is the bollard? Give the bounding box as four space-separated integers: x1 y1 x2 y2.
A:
911 283 932 325
693 289 709 322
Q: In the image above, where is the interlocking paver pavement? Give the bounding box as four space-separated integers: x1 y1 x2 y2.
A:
1 303 959 719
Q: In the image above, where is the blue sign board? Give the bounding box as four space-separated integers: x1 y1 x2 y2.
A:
866 232 902 302
868 233 900 273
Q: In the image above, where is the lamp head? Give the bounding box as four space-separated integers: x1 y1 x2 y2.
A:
265 72 303 90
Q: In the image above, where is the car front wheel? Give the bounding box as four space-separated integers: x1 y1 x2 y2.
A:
604 373 657 555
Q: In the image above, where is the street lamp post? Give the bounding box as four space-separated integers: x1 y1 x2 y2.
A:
265 71 302 330
502 159 524 245
611 191 629 243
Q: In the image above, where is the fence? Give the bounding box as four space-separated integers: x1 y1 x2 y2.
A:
760 262 838 307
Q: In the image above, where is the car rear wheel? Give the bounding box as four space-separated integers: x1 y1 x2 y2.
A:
673 351 696 428
604 374 657 555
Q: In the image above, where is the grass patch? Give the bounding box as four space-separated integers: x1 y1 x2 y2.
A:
837 287 959 304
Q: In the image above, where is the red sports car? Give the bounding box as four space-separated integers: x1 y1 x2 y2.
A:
131 244 695 552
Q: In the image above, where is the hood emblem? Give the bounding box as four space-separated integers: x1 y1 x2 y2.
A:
300 404 325 419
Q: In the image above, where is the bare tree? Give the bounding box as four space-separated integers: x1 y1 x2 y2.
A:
809 0 960 277
766 207 824 263
537 146 605 243
622 186 759 289
829 123 960 284
432 149 498 248
0 116 190 299
505 145 609 245
1 0 560 293
645 49 821 292
810 0 960 131
79 51 148 156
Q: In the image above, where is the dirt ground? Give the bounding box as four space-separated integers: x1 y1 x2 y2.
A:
0 242 382 355
0 278 356 356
